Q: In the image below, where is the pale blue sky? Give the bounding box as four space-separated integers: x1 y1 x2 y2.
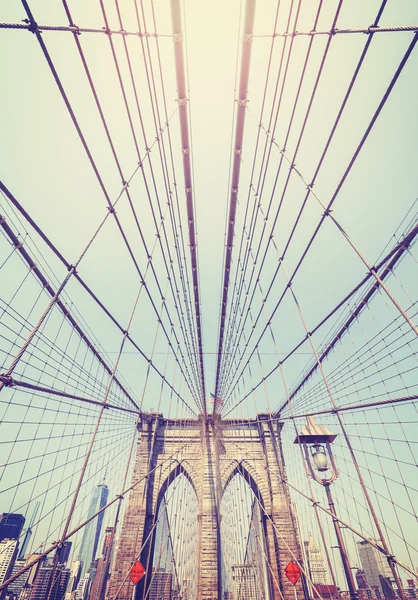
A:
1 0 417 590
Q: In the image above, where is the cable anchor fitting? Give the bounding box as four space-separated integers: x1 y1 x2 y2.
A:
23 18 39 34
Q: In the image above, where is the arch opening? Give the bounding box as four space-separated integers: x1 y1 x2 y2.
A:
220 469 271 599
146 469 199 599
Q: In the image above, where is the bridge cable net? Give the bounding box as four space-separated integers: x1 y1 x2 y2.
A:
0 0 417 599
213 0 418 597
0 0 204 598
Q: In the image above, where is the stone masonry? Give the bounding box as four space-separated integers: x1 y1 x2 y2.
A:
107 414 305 600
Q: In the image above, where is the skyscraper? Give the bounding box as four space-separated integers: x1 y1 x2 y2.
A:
304 533 328 585
0 515 25 542
89 527 114 600
64 560 82 600
358 540 393 599
77 484 108 577
7 558 30 599
29 565 70 600
0 539 19 599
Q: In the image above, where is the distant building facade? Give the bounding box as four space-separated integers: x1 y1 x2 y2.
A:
6 559 29 599
304 534 328 585
77 485 108 578
29 564 70 600
357 540 393 599
0 516 25 543
89 527 114 600
0 540 19 599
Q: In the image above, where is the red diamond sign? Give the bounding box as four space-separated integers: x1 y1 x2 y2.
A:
130 560 146 585
284 561 301 585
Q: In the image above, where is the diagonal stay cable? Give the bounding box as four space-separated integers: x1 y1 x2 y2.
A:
222 22 416 405
0 184 196 415
20 0 201 410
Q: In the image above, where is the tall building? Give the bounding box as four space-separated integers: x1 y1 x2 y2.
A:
72 574 91 600
6 558 30 599
57 544 72 567
304 533 328 585
358 540 393 599
19 503 40 561
232 564 263 600
77 484 108 577
89 527 114 600
356 570 369 590
64 561 82 600
0 539 19 600
148 570 172 600
29 565 70 600
0 516 25 543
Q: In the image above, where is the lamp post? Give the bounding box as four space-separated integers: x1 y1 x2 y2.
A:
295 417 358 600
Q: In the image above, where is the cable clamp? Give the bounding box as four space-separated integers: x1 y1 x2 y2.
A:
71 24 81 36
0 375 13 387
0 216 6 224
185 187 192 194
102 27 111 36
231 188 238 194
182 148 190 155
107 206 116 214
173 32 183 43
119 29 128 36
177 97 187 106
236 98 248 107
234 148 242 156
15 242 24 250
23 18 39 34
322 208 332 217
243 33 253 43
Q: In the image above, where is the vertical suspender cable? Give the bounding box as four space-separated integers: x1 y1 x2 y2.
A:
170 0 207 415
214 0 256 406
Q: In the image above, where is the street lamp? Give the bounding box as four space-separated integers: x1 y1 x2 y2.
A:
295 416 358 600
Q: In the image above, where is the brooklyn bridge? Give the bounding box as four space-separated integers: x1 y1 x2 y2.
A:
0 0 417 599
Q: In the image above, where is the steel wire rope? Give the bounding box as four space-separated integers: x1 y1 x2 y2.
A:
0 303 133 405
217 0 286 397
0 418 203 590
284 329 418 417
138 0 204 399
0 199 140 408
18 0 201 412
217 0 340 399
282 293 418 410
279 260 409 593
218 0 308 398
212 0 257 406
0 182 195 413
221 228 418 417
170 0 207 409
61 0 202 410
102 0 204 405
37 272 183 597
218 0 390 401
179 0 207 403
280 298 418 417
141 0 202 397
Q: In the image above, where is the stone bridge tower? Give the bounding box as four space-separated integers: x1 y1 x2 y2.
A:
107 414 305 600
